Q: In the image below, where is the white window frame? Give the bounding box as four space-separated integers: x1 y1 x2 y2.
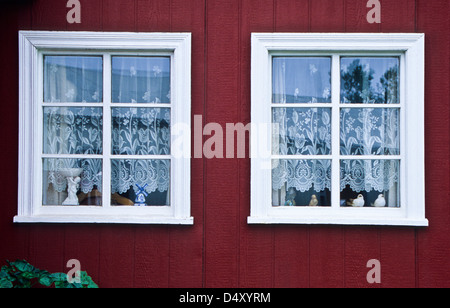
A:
249 33 427 226
15 31 193 225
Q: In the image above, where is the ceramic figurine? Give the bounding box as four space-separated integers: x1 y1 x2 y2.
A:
284 187 297 206
373 194 386 207
347 194 365 207
309 195 319 207
60 168 83 206
135 184 149 206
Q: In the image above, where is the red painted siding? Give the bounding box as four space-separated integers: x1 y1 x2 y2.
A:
0 0 449 288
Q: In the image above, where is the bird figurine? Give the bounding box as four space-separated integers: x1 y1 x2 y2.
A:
373 194 386 208
309 195 319 207
347 194 365 207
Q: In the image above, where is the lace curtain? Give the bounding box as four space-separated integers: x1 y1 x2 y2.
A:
43 56 172 198
272 57 400 194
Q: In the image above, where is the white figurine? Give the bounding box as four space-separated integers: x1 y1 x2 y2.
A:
347 194 365 207
373 194 386 207
63 176 81 206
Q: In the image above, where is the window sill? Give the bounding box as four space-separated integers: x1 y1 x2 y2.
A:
247 216 429 227
14 215 194 225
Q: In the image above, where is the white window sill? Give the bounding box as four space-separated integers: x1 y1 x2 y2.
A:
14 215 194 225
247 216 429 227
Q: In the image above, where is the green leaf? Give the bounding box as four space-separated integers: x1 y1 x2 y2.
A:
39 272 53 287
10 260 35 273
0 278 13 288
50 272 67 282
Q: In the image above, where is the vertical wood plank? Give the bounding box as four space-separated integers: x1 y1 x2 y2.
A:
310 0 345 32
309 227 345 288
31 0 68 30
102 0 136 32
0 1 32 264
204 0 240 288
238 0 275 288
169 0 205 288
344 227 380 288
134 226 170 287
380 0 415 32
275 0 309 32
380 228 416 288
98 226 135 288
416 0 450 288
136 0 171 32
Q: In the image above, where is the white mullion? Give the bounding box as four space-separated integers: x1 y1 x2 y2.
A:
331 54 341 210
102 53 112 209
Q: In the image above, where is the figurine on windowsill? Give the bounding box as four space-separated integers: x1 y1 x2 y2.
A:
135 184 149 206
284 187 297 206
347 194 365 207
373 194 386 207
309 195 319 207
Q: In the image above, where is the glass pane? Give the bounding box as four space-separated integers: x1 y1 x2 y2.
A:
340 108 400 155
340 160 400 208
43 107 103 155
273 108 331 155
111 159 170 206
111 108 171 155
341 57 399 104
273 57 331 104
44 56 103 103
112 57 171 103
43 158 103 206
272 159 331 207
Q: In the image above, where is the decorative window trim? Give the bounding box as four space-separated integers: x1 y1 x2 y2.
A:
16 31 192 225
249 33 427 226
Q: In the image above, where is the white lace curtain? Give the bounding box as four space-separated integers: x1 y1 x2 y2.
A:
43 56 171 197
272 57 400 194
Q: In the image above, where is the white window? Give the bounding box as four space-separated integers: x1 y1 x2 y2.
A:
249 33 427 226
16 31 192 224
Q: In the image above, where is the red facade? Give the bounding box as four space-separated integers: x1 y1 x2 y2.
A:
0 0 449 288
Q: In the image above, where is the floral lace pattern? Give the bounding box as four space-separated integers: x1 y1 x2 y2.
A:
112 108 171 155
340 160 399 193
340 108 400 156
111 159 170 195
273 108 332 155
272 160 331 193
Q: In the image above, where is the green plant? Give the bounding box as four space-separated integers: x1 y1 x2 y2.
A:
0 260 98 288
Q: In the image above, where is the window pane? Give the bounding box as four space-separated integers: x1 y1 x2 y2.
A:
273 57 331 104
43 107 103 155
111 159 170 206
44 56 103 103
340 108 400 155
272 159 331 207
111 107 171 155
112 57 171 103
341 57 399 104
340 160 400 208
273 107 331 155
43 158 103 206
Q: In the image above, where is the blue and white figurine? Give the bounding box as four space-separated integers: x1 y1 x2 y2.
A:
135 184 149 206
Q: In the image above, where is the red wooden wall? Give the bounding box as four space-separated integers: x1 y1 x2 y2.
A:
0 0 449 288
